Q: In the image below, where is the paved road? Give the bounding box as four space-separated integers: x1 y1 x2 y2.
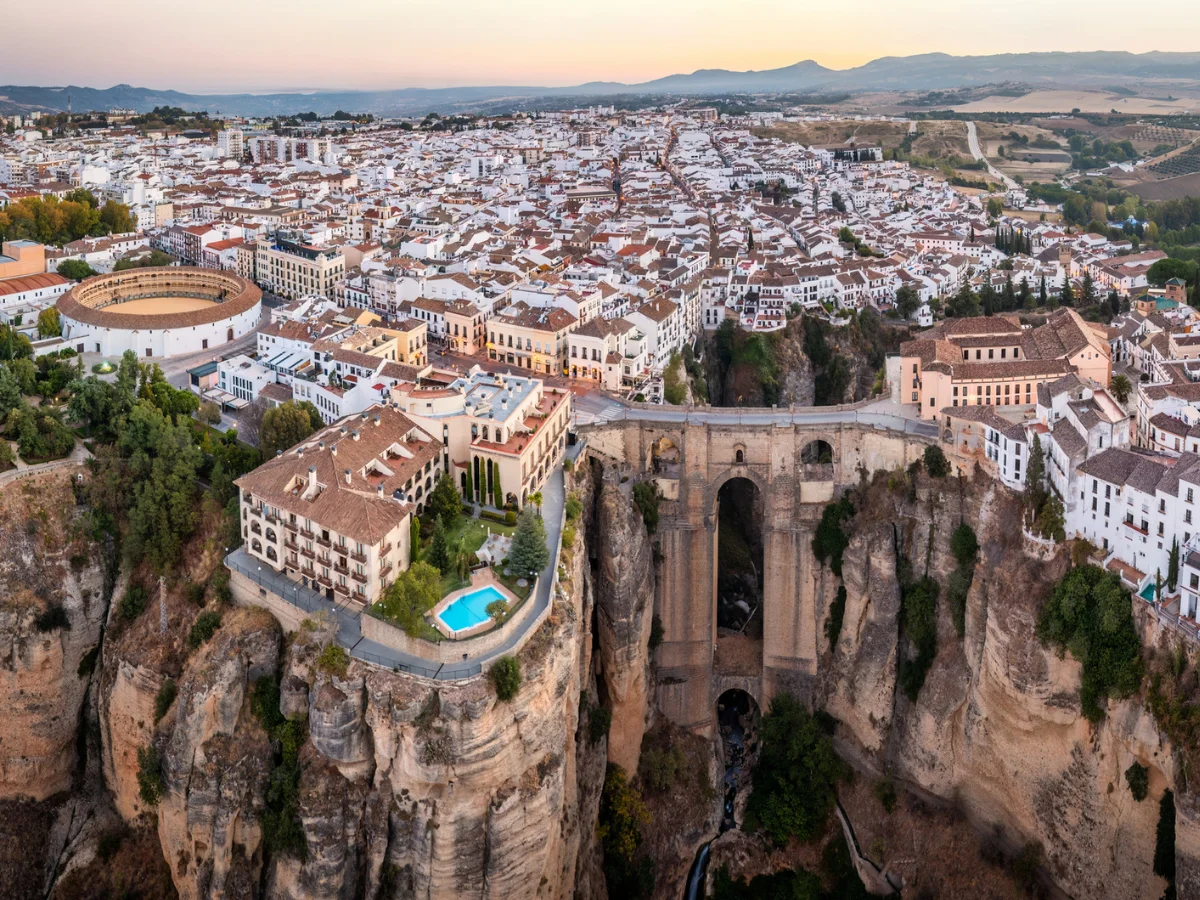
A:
227 467 565 680
573 393 939 438
964 121 1019 191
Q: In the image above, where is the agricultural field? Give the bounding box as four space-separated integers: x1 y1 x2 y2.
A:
1146 142 1200 178
752 118 970 162
976 121 1074 180
951 89 1200 115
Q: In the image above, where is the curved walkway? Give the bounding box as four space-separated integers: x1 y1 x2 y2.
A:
226 467 565 680
0 441 92 487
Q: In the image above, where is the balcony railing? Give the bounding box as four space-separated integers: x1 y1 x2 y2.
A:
350 549 367 563
351 571 368 584
379 562 393 579
315 535 331 548
299 528 314 539
333 563 349 576
315 574 333 588
334 582 351 597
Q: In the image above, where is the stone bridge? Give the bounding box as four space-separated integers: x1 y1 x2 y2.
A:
579 411 934 734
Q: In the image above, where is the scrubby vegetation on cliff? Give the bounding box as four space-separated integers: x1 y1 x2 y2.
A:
703 311 906 408
1036 564 1142 722
745 693 845 845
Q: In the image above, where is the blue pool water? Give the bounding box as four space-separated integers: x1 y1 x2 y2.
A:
1140 583 1158 602
438 585 507 632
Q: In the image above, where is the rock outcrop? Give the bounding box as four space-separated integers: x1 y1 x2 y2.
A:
156 606 282 900
821 476 1176 900
0 473 106 802
591 463 655 775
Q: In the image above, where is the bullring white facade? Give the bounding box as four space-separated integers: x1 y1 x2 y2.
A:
57 267 261 358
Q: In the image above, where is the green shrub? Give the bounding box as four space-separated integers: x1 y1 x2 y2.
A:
565 493 583 523
563 458 574 473
316 643 350 678
485 599 509 622
812 496 854 576
1037 565 1142 721
745 693 845 845
154 678 177 723
713 865 822 900
923 445 950 478
262 717 308 860
186 611 222 650
118 585 148 621
35 604 71 632
649 614 664 650
898 576 939 702
136 745 164 806
599 764 654 899
1125 761 1149 802
490 655 521 701
562 524 576 549
639 745 685 793
96 828 125 862
873 778 897 814
825 585 847 651
504 510 517 526
184 581 206 606
632 482 659 534
950 523 978 568
946 567 972 638
588 705 612 745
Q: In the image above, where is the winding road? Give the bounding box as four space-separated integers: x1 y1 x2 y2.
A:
964 121 1019 191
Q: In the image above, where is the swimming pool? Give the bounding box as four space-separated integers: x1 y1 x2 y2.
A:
1139 582 1158 602
437 585 507 632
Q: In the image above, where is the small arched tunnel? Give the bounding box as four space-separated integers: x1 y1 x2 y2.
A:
800 438 834 464
715 477 764 637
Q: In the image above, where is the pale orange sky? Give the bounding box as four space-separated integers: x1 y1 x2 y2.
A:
4 0 1200 92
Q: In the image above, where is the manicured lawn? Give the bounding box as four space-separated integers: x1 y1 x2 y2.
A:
492 565 532 602
443 514 515 556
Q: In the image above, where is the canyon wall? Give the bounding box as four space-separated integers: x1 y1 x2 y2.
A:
0 473 107 803
819 476 1180 900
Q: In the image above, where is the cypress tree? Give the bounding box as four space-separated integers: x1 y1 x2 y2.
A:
1061 277 1074 307
1039 274 1048 306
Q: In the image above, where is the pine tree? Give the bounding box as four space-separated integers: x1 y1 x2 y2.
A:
508 507 549 579
1020 280 1032 309
1060 277 1074 307
1081 270 1096 306
1003 274 1015 311
429 517 451 574
1026 434 1047 517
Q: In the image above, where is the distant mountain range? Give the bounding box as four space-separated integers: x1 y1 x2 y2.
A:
4 51 1200 118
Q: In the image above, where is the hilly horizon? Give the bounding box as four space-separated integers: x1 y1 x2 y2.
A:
5 49 1200 117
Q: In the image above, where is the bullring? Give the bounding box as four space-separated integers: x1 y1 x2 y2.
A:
56 267 262 358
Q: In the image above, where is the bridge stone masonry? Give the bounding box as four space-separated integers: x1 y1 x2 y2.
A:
579 408 935 735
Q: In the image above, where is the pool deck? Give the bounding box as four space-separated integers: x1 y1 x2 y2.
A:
429 567 521 640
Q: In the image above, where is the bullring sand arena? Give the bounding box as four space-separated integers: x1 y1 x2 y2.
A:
56 266 262 358
105 296 220 316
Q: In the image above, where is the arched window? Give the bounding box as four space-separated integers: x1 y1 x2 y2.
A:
735 449 744 463
251 539 262 553
266 547 278 562
265 527 276 543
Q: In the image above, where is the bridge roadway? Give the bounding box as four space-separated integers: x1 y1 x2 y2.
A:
574 392 939 438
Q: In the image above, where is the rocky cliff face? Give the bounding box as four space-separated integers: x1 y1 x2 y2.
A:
820 475 1178 900
0 473 107 803
591 463 655 776
82 462 612 900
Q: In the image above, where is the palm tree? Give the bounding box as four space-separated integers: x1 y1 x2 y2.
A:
530 491 543 518
1109 374 1133 405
